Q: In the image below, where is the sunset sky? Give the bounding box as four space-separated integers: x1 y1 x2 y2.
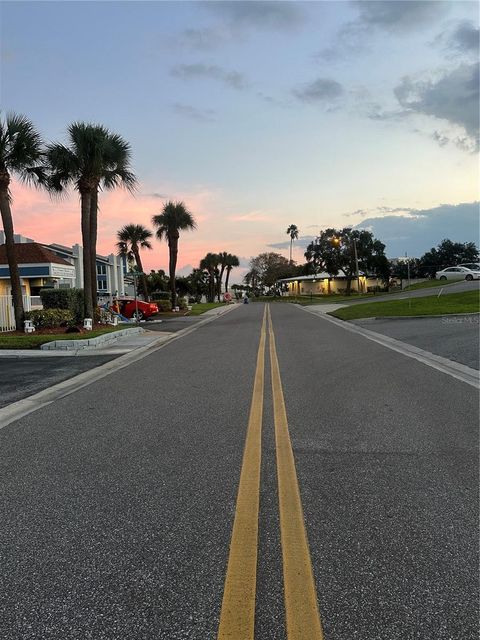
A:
1 1 479 279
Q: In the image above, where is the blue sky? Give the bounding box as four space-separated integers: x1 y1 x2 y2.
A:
1 1 479 273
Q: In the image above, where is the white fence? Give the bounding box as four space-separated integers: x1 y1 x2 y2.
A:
0 295 34 332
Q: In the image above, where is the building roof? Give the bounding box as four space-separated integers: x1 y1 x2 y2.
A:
0 242 72 266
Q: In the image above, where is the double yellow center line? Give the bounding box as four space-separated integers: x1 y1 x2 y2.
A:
217 305 324 639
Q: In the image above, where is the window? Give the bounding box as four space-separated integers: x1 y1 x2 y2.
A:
97 263 107 275
97 279 107 290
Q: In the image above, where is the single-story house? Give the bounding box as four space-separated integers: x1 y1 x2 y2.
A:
277 272 383 296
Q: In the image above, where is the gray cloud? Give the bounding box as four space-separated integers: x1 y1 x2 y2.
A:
171 63 248 89
294 78 344 103
436 20 480 58
318 1 450 61
177 26 229 51
354 202 479 257
172 103 216 122
268 236 316 251
353 0 450 33
203 1 305 30
394 63 479 147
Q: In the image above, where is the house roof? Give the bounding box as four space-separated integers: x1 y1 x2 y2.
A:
278 270 369 283
0 242 72 266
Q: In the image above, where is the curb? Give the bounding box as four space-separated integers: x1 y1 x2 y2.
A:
39 327 144 350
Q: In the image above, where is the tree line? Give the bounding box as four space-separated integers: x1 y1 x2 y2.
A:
243 227 478 295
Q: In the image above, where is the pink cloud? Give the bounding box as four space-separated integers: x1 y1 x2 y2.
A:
5 180 278 282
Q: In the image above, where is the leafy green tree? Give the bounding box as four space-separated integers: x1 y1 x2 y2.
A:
185 268 209 302
0 113 44 328
305 227 388 294
116 224 153 299
286 224 299 263
419 239 478 276
152 201 197 308
246 252 295 292
46 123 136 317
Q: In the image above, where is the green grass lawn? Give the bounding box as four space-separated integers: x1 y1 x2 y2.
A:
329 290 480 321
187 302 227 315
0 326 124 349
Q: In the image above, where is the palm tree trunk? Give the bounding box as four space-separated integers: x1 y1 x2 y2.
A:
208 270 215 303
290 237 293 263
133 247 149 300
0 187 24 329
218 265 226 299
168 235 178 307
81 192 94 318
89 190 98 316
225 267 232 292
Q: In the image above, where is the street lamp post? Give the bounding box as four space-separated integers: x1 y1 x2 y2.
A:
353 237 361 293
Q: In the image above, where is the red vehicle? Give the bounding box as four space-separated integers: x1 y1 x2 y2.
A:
114 297 159 321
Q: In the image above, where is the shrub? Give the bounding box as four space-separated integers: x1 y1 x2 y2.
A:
177 297 187 310
25 309 74 329
157 300 172 312
151 291 171 301
40 288 85 322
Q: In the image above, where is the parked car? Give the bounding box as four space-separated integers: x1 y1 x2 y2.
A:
457 263 480 271
114 297 159 320
435 266 480 281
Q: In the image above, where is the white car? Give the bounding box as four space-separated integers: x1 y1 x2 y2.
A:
436 266 480 281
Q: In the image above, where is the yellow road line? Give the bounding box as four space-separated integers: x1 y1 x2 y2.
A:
217 306 267 639
268 306 324 640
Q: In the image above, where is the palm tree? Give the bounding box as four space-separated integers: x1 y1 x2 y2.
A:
46 123 136 318
217 251 229 300
224 253 240 293
116 224 153 300
0 113 44 329
200 253 219 303
286 224 299 263
152 201 196 307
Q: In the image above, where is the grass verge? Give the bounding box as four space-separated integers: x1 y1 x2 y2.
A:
0 326 124 349
329 290 480 321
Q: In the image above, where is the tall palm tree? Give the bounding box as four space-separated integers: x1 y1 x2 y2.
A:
224 253 240 293
0 113 44 329
46 123 136 318
286 224 299 263
217 251 229 300
199 253 219 303
152 201 196 307
116 224 153 299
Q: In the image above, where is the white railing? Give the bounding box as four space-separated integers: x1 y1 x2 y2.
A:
0 295 33 332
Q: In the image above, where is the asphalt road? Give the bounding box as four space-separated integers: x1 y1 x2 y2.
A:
351 315 480 369
0 304 478 639
344 278 480 304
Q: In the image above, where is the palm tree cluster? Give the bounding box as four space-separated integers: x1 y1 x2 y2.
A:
0 112 136 326
1 111 241 328
199 252 240 302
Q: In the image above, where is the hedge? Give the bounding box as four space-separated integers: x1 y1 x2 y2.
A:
25 309 74 329
39 288 85 322
156 300 172 312
151 291 171 301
